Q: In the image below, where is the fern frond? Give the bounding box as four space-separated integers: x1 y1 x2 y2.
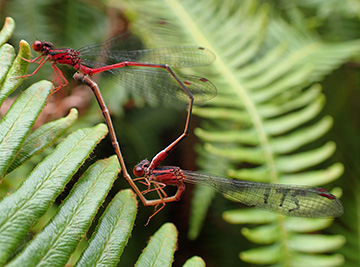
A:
116 0 360 265
0 17 198 266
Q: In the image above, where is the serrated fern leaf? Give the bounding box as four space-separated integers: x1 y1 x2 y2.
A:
0 17 203 266
117 0 358 266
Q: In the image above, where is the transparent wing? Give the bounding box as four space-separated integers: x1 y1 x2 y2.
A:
77 36 216 105
97 67 217 105
79 42 216 68
183 171 343 218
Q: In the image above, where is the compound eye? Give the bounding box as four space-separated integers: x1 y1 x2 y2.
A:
33 40 44 52
133 159 150 177
133 165 144 177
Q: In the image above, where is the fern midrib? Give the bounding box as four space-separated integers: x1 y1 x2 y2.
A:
165 1 290 264
91 193 133 265
165 0 213 47
0 83 47 176
165 0 278 183
0 128 97 234
162 2 345 266
37 163 111 266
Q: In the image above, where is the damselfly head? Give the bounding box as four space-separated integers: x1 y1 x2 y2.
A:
32 41 54 53
133 159 150 177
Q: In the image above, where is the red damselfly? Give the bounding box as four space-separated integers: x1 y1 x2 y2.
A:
133 159 344 223
21 35 216 170
20 34 216 208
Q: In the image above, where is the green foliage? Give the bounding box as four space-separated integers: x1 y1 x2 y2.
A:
75 190 137 267
135 223 178 267
5 156 120 266
1 0 359 265
0 17 14 46
182 256 206 267
0 19 29 104
0 80 50 175
116 0 359 266
0 18 184 267
5 108 78 174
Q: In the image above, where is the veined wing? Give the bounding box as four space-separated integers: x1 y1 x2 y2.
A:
95 67 217 105
183 171 343 218
80 45 215 68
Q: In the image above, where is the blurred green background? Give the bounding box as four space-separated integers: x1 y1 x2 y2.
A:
1 0 359 266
